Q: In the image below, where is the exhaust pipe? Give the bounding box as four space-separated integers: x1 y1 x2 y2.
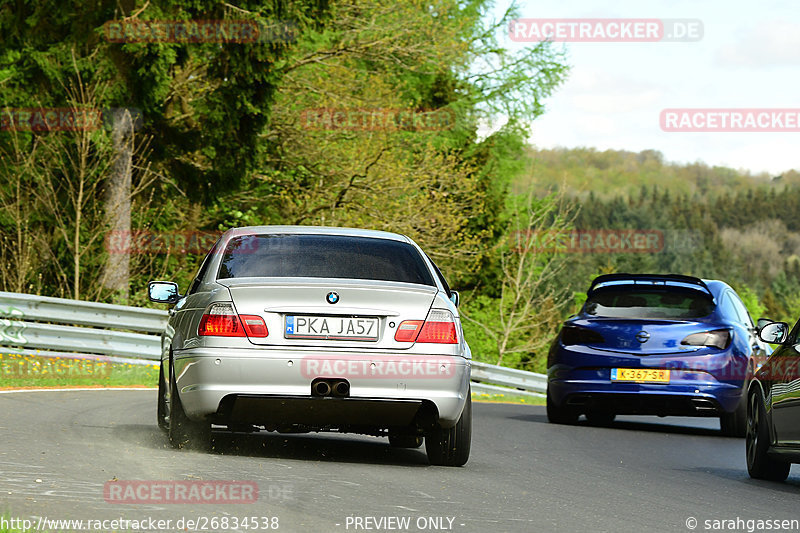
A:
691 398 717 413
312 380 332 397
332 380 350 398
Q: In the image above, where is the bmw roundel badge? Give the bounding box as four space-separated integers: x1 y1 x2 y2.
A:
326 292 340 304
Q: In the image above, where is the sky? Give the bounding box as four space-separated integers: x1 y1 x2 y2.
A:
489 0 800 175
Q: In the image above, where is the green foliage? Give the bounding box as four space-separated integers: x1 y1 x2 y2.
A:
0 353 158 388
460 292 501 364
0 0 570 314
516 147 797 199
507 147 800 366
736 284 766 322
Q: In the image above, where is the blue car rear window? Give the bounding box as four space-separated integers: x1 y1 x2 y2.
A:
585 287 715 319
217 234 435 286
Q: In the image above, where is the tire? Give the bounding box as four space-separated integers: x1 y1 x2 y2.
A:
388 432 424 448
425 393 471 466
546 389 578 425
585 411 616 426
720 397 747 437
157 361 168 432
746 389 790 481
721 378 750 437
168 360 210 450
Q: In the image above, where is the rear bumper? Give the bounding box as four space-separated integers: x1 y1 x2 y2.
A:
172 347 470 428
547 343 748 416
548 375 742 416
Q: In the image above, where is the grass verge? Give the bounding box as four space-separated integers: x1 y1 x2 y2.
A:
0 353 158 389
472 391 545 405
0 514 35 533
0 353 543 405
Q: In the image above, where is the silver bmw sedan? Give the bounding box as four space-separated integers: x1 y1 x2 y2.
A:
148 225 471 466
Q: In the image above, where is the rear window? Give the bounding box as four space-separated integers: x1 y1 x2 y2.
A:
584 286 715 319
217 234 435 286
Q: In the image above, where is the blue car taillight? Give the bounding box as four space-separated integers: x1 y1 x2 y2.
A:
680 329 731 350
560 325 605 346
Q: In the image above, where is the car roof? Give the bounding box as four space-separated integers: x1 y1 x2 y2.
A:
221 225 412 243
701 279 732 300
586 274 741 305
588 273 712 296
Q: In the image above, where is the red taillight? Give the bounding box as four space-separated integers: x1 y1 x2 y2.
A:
199 313 244 337
395 320 424 342
198 303 268 338
681 329 731 349
560 325 605 346
417 320 458 343
240 314 268 338
394 310 458 344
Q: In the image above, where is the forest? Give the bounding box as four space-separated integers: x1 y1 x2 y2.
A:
1 1 796 373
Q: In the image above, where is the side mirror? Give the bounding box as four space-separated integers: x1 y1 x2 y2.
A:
148 281 181 304
759 321 789 345
449 290 460 307
756 317 774 333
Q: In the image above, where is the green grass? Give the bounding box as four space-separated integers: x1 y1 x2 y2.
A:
0 353 547 403
472 391 545 405
0 514 38 533
0 353 158 389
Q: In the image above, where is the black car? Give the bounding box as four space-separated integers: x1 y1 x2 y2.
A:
746 319 800 481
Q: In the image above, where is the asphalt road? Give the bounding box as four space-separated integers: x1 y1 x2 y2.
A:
1 390 800 533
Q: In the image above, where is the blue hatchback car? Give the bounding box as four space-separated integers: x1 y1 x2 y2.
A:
547 273 770 436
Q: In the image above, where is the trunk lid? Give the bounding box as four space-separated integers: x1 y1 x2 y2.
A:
218 277 438 350
567 317 720 355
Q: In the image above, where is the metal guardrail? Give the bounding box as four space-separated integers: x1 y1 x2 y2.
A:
0 291 168 333
470 361 546 397
0 292 548 395
0 291 166 363
8 321 161 359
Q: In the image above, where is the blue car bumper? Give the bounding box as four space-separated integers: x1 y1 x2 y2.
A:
548 344 747 416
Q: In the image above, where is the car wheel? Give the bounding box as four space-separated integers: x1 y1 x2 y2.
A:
746 389 790 481
388 432 424 448
425 393 471 466
720 395 747 437
157 361 168 432
585 411 616 426
168 360 211 450
546 389 578 425
721 376 750 437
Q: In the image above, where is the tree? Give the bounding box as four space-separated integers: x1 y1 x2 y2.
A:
461 191 574 369
0 0 328 299
207 0 568 287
